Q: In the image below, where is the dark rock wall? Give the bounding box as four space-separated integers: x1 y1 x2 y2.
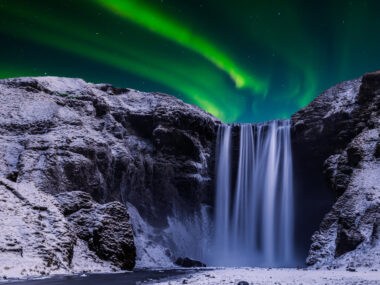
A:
291 152 335 262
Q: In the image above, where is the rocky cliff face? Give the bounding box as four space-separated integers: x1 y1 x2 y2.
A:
0 76 219 276
0 178 129 278
0 72 378 276
292 71 380 269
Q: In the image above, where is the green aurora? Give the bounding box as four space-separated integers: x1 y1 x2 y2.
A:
0 0 379 122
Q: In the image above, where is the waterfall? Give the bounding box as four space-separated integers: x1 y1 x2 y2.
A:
214 125 232 257
211 120 294 267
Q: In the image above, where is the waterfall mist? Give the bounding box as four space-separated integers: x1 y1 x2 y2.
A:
211 120 295 267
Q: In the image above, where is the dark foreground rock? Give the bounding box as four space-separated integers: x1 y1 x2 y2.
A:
174 257 206 268
292 71 380 269
56 191 136 270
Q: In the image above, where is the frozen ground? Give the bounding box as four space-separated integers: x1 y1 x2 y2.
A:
153 268 380 285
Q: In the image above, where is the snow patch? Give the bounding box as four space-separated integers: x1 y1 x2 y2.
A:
323 86 357 118
126 203 211 268
126 203 173 268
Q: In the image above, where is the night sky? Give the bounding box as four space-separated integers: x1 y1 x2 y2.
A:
1 1 380 122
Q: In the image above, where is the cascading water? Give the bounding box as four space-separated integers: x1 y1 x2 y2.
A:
211 120 294 267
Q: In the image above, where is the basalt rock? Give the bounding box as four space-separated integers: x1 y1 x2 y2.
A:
292 71 380 269
174 257 206 268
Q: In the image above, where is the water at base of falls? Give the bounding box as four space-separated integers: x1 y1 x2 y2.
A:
211 120 294 267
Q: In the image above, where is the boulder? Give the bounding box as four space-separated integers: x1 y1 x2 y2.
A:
174 257 206 267
56 191 136 270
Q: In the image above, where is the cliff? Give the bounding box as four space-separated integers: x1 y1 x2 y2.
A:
292 71 380 269
0 71 378 278
0 76 219 278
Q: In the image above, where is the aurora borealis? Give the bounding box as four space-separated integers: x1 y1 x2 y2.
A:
0 1 380 122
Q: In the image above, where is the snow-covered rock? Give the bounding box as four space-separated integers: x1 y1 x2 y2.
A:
0 76 219 277
55 191 136 270
292 70 380 269
0 178 118 278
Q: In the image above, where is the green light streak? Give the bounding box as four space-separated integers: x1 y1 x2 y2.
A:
223 1 319 109
94 0 268 95
0 4 244 121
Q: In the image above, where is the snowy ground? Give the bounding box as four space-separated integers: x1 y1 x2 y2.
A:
152 268 380 285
